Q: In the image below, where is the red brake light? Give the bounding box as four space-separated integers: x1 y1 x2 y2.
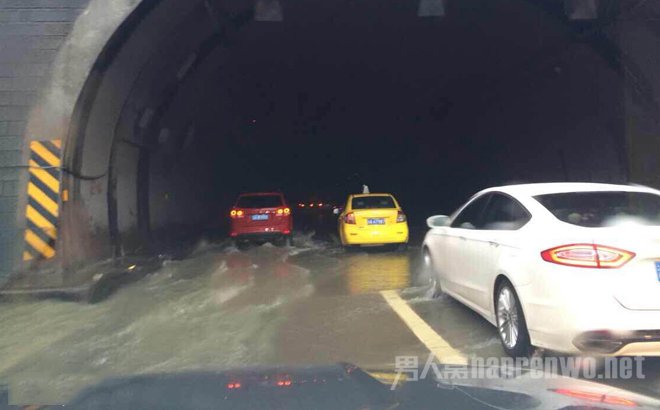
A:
345 212 356 224
396 211 407 223
541 244 635 269
318 203 323 207
552 389 637 407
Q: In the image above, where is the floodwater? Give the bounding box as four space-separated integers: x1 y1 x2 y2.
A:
2 232 659 405
0 234 425 404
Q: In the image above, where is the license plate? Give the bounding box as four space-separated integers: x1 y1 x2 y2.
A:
655 261 660 282
251 214 268 221
367 218 385 225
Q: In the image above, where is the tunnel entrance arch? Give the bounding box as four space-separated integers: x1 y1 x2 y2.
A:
10 0 660 286
60 0 254 268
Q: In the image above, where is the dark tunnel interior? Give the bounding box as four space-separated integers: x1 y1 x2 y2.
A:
62 0 628 265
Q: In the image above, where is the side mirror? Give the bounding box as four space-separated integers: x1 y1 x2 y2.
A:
427 215 450 228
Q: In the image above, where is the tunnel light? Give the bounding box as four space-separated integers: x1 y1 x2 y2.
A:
158 128 170 145
564 0 598 20
138 108 154 129
418 0 445 17
177 53 197 81
255 0 283 22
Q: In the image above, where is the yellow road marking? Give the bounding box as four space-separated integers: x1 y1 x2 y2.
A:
365 371 408 383
27 182 58 217
24 229 55 258
381 290 467 365
29 159 60 193
31 141 61 166
23 251 33 261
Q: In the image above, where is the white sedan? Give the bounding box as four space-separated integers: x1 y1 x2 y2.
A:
423 182 660 357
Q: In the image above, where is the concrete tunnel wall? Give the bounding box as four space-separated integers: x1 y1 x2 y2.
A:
0 0 660 285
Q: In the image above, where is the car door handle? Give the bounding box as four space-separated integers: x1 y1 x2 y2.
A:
489 241 499 247
459 236 467 241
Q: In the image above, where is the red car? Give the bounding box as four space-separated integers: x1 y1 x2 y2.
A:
229 192 293 247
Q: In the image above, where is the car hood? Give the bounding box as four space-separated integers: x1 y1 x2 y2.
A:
52 363 659 410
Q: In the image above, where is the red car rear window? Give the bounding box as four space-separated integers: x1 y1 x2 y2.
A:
236 195 283 208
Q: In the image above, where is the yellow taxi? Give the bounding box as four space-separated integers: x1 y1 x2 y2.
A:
337 193 409 248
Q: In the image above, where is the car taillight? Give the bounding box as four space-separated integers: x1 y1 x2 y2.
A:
230 209 244 218
541 244 635 269
345 212 356 224
552 389 637 407
276 207 291 216
396 211 407 223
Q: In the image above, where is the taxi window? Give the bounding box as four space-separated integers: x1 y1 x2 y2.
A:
351 196 396 209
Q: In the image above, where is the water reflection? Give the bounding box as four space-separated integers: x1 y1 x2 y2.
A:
344 252 411 294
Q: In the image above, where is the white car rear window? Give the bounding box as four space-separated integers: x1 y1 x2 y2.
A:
534 191 660 227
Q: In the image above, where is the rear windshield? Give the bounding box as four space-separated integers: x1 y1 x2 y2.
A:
534 191 660 227
352 196 396 209
237 195 283 208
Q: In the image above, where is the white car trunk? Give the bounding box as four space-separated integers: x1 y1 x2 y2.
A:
591 226 660 311
534 223 660 311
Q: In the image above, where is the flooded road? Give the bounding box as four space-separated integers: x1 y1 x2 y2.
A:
1 234 659 404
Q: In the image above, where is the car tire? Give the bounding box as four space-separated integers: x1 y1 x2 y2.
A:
421 249 442 297
234 239 250 251
273 236 287 247
495 280 531 358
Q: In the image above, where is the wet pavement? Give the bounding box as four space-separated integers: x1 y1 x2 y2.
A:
1 232 659 404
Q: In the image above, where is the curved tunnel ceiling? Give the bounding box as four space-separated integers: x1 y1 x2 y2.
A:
61 0 632 264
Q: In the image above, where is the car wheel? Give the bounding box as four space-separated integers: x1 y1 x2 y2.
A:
495 281 531 357
422 249 442 297
234 239 250 251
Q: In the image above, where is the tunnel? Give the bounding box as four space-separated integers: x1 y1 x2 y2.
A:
26 0 648 274
7 1 660 404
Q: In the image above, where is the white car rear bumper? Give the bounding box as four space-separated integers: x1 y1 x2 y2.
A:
519 265 660 356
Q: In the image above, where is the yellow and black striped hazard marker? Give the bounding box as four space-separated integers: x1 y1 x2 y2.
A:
23 139 62 262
